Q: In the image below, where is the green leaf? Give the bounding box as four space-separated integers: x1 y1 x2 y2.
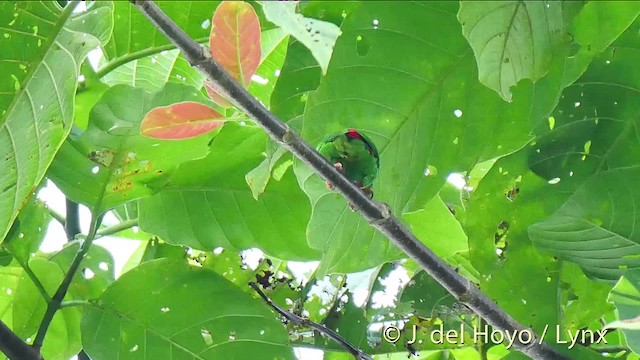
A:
248 28 289 108
270 39 321 124
608 269 640 354
403 195 468 261
48 83 214 214
561 262 614 333
561 1 640 86
81 259 295 359
0 1 113 240
2 198 50 264
458 1 566 101
262 1 342 74
12 257 82 360
101 49 202 93
100 1 217 66
245 141 288 200
530 167 640 281
294 1 567 274
528 27 640 281
50 242 115 300
139 123 319 260
399 271 455 320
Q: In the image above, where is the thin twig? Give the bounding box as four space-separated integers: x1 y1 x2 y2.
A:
249 282 373 360
130 1 568 359
64 199 93 360
33 214 103 351
0 320 43 360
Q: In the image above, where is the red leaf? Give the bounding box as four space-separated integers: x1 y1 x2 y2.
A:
141 102 224 140
205 81 232 108
208 1 261 106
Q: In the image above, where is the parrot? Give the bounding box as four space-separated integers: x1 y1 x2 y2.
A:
316 128 380 207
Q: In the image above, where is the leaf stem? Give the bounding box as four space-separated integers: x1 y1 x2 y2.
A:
60 299 93 309
32 214 103 351
96 219 138 237
95 37 208 78
130 1 568 359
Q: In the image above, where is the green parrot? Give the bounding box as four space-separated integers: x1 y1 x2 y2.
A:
316 128 380 200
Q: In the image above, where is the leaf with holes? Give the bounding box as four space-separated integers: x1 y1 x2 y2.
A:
81 259 295 359
50 242 115 300
262 1 342 74
138 123 319 261
205 0 261 107
0 1 112 241
458 1 566 101
293 1 572 275
527 25 640 282
141 101 224 140
48 83 214 215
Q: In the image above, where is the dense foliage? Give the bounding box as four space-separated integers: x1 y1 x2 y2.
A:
2 1 640 359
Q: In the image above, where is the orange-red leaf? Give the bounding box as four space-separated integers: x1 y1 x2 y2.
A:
209 1 261 88
141 102 224 140
204 81 232 108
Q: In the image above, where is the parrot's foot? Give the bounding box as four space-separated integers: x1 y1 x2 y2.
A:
325 162 344 190
362 188 374 199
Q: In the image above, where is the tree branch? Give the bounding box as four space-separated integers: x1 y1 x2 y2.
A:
33 214 103 351
249 282 372 360
64 199 82 241
64 199 93 360
0 320 42 360
129 1 568 359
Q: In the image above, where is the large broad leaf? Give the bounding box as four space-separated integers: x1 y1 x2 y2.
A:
139 123 319 261
48 83 215 215
0 1 113 240
530 167 640 281
528 23 640 282
458 1 566 102
81 259 295 359
293 1 571 275
462 18 640 357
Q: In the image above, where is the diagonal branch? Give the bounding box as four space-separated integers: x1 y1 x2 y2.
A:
0 320 42 360
249 282 372 360
129 1 568 359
